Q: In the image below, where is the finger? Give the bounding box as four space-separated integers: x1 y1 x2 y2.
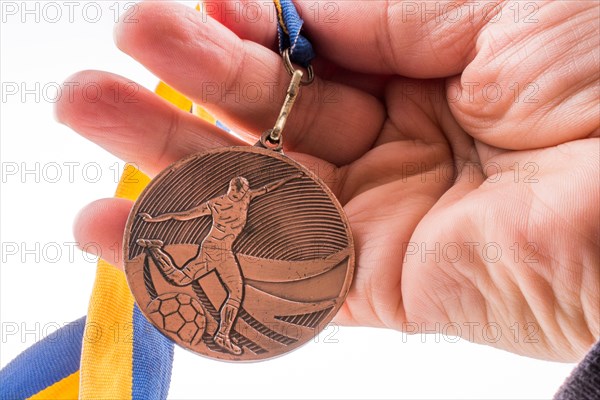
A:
55 71 344 192
74 198 133 269
206 0 496 77
211 1 600 150
114 1 385 166
206 1 389 98
204 0 278 49
55 70 246 177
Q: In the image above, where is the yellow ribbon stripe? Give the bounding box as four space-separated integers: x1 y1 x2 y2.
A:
273 0 289 34
79 259 136 399
29 371 80 400
156 81 193 112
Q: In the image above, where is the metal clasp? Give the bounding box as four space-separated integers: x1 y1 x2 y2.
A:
271 69 303 143
257 69 303 152
256 49 314 152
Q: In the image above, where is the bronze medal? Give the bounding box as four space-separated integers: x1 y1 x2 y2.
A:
124 146 354 361
124 63 354 361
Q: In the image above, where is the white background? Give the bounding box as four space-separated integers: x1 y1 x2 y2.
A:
0 1 576 399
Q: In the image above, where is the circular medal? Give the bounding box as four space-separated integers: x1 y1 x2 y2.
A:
124 146 354 361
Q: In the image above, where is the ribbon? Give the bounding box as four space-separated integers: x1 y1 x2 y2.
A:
274 0 316 67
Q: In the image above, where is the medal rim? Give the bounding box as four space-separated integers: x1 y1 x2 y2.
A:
123 146 354 362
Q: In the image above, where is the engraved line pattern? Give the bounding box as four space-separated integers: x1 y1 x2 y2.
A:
129 151 348 261
237 309 297 346
275 306 334 328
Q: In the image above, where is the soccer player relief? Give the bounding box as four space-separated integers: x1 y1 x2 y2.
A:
124 2 355 361
125 146 354 361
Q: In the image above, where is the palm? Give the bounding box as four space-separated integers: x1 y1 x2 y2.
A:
406 141 599 362
319 78 598 362
58 1 599 362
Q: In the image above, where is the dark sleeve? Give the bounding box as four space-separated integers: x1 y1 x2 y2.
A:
554 340 600 400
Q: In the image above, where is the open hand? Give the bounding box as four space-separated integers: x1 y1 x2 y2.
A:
56 1 599 361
